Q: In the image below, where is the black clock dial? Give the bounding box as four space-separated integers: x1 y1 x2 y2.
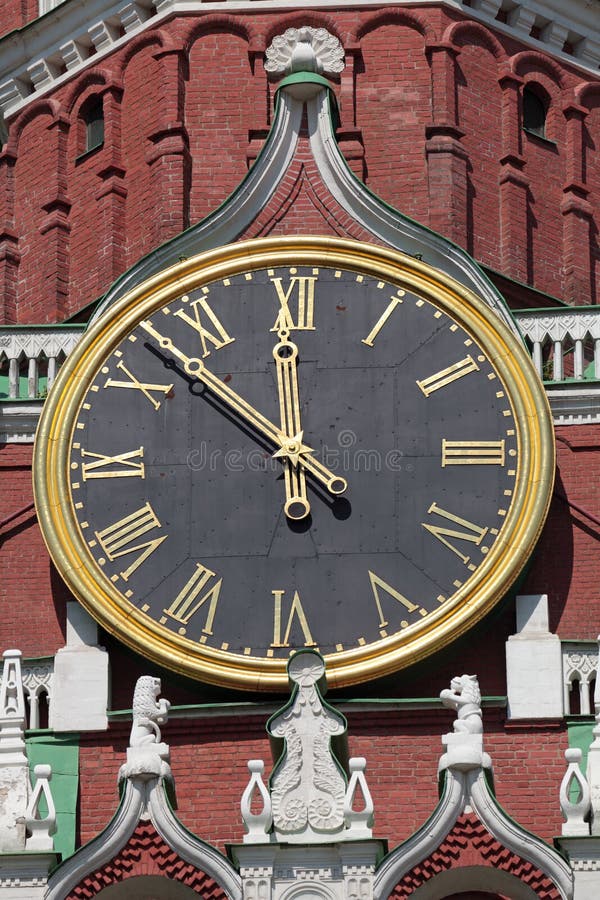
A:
35 238 553 690
68 265 517 658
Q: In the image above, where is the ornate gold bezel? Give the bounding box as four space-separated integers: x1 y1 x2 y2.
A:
33 237 555 691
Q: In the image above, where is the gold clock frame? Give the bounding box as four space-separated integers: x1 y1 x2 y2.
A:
34 237 555 691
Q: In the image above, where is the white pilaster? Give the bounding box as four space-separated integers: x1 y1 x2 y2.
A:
0 650 29 852
49 603 109 732
506 594 563 719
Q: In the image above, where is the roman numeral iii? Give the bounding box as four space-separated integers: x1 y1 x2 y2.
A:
441 440 505 466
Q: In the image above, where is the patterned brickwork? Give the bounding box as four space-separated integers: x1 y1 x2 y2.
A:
389 813 561 899
66 820 229 898
2 7 600 321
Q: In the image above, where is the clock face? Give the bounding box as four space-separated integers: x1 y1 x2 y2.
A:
34 238 554 690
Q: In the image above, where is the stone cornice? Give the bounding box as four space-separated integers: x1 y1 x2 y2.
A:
1 0 600 124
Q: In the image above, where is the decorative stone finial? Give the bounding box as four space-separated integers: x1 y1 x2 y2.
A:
439 675 491 772
241 760 273 843
585 634 600 833
119 676 171 781
0 649 29 851
560 748 591 836
344 757 374 838
268 650 347 842
265 27 344 77
26 764 57 851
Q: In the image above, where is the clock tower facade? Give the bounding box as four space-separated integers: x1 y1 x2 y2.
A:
1 1 600 897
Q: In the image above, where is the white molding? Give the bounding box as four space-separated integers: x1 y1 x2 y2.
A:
373 768 573 900
1 0 600 124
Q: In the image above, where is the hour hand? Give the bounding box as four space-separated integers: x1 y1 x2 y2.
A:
140 321 347 500
273 338 310 521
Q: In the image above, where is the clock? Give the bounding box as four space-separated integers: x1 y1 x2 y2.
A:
34 237 554 691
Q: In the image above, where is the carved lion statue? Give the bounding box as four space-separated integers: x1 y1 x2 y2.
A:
129 676 171 747
440 674 483 734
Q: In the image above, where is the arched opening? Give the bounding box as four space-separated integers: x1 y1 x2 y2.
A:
523 85 548 138
95 875 201 897
79 95 104 155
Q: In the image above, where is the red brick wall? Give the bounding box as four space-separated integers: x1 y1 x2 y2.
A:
2 8 600 322
76 709 567 851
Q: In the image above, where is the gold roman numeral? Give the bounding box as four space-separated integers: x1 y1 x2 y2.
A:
161 563 221 635
368 570 418 628
173 296 235 358
81 446 145 480
271 589 316 648
94 501 167 581
441 440 505 467
270 276 317 333
417 355 479 396
422 502 488 566
104 360 173 410
361 291 405 347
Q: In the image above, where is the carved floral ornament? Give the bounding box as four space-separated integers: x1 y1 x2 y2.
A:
264 28 345 77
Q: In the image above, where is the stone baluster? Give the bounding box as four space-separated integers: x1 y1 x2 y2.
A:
560 748 590 836
0 649 29 851
241 759 272 843
344 757 374 838
26 765 56 851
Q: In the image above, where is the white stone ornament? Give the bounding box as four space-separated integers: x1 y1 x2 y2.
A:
344 758 374 839
0 649 29 851
268 650 346 841
118 676 171 781
241 760 273 843
25 764 57 851
264 27 344 77
439 674 491 772
560 748 591 836
586 634 600 834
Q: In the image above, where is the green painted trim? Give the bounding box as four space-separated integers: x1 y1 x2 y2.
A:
566 720 593 803
107 695 507 719
276 72 333 91
26 734 79 862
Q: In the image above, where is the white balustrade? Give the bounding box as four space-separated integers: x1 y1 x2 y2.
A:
0 326 84 402
514 308 600 383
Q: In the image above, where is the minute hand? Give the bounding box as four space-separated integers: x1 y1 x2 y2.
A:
140 321 346 496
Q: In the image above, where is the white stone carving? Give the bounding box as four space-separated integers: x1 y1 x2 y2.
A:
585 636 600 836
21 660 53 730
560 748 591 837
514 308 600 382
374 678 573 900
563 640 598 716
0 649 29 852
440 674 483 734
506 594 564 719
50 602 109 733
269 652 346 842
46 774 242 900
343 758 373 839
0 325 84 400
119 675 171 780
242 760 273 843
25 764 57 851
265 27 344 77
439 674 491 773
